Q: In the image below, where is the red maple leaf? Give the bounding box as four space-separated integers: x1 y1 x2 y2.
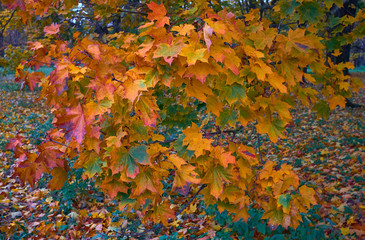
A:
55 104 86 144
6 135 23 150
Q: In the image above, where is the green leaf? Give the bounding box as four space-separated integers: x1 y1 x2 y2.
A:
153 41 185 64
217 108 237 128
313 100 330 119
279 0 300 15
120 152 139 179
298 2 322 24
130 145 150 165
219 83 245 105
84 155 102 178
278 194 292 210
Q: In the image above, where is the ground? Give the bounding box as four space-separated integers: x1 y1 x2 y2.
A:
0 74 364 239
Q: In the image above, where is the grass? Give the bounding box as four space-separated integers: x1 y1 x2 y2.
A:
0 66 54 77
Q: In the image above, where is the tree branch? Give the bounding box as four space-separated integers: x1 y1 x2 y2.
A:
175 184 207 216
119 9 147 16
0 9 16 35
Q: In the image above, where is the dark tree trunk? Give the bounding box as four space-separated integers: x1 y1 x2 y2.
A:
0 32 4 57
331 0 363 108
113 16 121 33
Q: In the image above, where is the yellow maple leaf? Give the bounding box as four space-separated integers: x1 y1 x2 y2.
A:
179 45 208 66
256 118 286 143
267 73 288 93
327 95 346 110
182 123 212 156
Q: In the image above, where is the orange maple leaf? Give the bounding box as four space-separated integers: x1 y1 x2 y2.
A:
44 23 60 35
182 123 212 156
147 2 169 27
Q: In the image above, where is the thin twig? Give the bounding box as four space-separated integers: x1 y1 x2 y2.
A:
111 74 123 83
256 131 263 162
176 184 207 216
49 139 69 148
119 9 147 16
0 9 17 35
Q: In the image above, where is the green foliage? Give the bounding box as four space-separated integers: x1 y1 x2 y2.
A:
201 204 339 240
0 45 32 76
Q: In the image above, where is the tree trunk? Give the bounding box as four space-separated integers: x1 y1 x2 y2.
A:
0 32 4 57
332 0 363 108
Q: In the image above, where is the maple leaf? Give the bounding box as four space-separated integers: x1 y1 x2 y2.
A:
123 79 147 102
299 185 317 208
206 95 223 116
185 78 213 102
3 0 25 10
256 118 286 143
184 62 217 83
203 23 213 51
36 141 64 169
135 94 160 127
267 73 288 93
272 99 292 120
49 58 70 95
84 126 102 153
210 43 227 63
179 45 208 66
250 59 272 80
182 123 213 156
327 95 346 110
273 173 300 196
13 152 43 187
75 151 101 178
223 53 241 75
55 104 86 145
153 40 185 65
87 44 101 60
171 24 195 36
148 202 175 226
100 178 128 199
313 100 330 119
84 99 112 124
237 158 252 179
243 45 265 58
120 151 139 179
211 146 236 168
6 135 23 151
262 207 284 227
234 207 250 222
108 145 149 179
285 28 316 53
173 164 200 190
259 160 275 180
137 40 154 56
147 2 169 27
49 167 67 190
203 165 232 199
168 154 187 170
88 76 116 101
44 23 60 35
129 145 150 165
278 194 292 214
132 169 161 196
23 71 44 91
105 128 127 148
